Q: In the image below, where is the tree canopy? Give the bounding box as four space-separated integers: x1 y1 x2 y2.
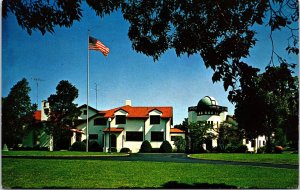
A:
46 80 81 150
3 0 298 93
2 78 36 148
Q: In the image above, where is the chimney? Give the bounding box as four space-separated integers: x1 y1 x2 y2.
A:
125 100 132 106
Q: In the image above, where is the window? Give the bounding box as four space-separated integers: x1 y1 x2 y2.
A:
116 115 126 124
151 131 164 142
94 118 107 125
89 134 98 140
83 110 87 115
263 141 266 146
126 132 143 141
150 115 160 124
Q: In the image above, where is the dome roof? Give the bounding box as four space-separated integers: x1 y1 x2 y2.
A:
197 96 218 109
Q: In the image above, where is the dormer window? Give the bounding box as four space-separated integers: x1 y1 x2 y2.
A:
150 115 160 124
83 110 87 115
116 115 126 124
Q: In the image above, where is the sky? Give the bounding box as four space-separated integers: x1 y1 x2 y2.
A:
2 2 299 125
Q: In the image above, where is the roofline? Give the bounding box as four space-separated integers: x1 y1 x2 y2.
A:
78 104 98 112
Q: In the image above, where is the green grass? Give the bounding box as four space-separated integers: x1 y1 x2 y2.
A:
190 153 299 165
2 158 299 189
2 150 127 156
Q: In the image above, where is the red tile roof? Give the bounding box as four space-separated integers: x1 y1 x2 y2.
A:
99 105 173 119
103 128 124 133
170 128 185 133
34 110 41 121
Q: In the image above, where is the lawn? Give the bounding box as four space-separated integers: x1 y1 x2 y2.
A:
2 158 298 189
189 153 299 165
2 150 127 157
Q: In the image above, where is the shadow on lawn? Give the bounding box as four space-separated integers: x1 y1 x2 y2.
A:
119 181 239 189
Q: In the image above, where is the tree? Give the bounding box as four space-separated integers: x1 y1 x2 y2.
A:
173 136 186 153
3 1 298 92
233 63 298 151
187 121 216 153
216 121 244 152
2 78 36 148
45 80 81 150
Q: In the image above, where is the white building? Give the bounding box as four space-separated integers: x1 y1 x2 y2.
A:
75 100 185 153
188 96 265 152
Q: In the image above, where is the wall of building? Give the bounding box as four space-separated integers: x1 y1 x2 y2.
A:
244 135 266 152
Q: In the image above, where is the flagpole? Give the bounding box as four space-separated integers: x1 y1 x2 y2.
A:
86 30 90 152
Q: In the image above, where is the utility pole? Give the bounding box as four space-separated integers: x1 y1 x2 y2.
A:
32 77 44 108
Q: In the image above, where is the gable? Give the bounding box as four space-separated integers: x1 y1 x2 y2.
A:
149 109 162 116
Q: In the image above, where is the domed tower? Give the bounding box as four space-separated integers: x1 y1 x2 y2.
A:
188 96 228 149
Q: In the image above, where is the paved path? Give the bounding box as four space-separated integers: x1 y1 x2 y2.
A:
3 153 298 169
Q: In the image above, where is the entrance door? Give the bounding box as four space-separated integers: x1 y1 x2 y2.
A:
110 134 117 148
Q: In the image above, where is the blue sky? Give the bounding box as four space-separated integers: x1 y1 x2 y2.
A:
2 3 298 125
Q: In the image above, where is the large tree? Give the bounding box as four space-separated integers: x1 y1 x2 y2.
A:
3 0 298 99
233 63 298 150
2 78 37 148
3 1 298 66
45 80 81 150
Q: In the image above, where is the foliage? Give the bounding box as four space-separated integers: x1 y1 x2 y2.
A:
3 1 298 91
159 141 173 153
257 146 267 154
233 63 298 150
88 141 102 152
2 78 37 148
216 121 244 152
188 121 216 153
45 80 81 150
120 148 131 153
225 144 248 153
173 136 186 153
139 140 152 153
173 118 189 132
70 141 86 151
110 147 117 152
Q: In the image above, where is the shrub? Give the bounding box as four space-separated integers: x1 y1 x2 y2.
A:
235 145 248 153
159 141 173 153
257 146 266 154
225 144 247 153
89 141 102 152
173 136 186 153
120 148 131 153
110 147 117 152
274 146 283 154
70 141 86 151
140 140 152 153
151 148 160 153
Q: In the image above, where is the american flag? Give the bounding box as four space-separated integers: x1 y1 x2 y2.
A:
89 36 110 56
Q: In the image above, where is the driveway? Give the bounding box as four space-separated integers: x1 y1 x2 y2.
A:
106 153 298 169
3 153 298 169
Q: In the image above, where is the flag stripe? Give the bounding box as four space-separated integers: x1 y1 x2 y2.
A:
89 36 110 56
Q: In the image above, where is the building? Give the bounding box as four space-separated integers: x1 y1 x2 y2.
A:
76 100 185 153
188 96 265 152
24 100 185 153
